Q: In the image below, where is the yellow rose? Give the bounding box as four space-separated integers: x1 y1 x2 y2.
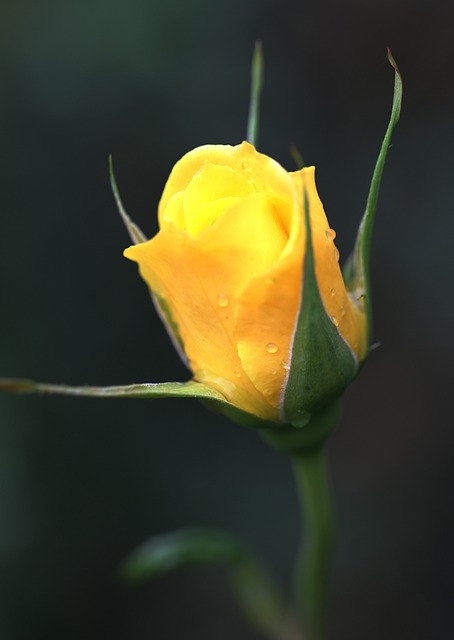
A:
124 142 367 423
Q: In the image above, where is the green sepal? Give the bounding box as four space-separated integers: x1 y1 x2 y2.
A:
0 377 279 429
246 40 264 148
110 156 188 364
282 188 358 429
0 378 225 401
119 527 287 639
289 143 306 170
109 155 148 245
152 291 188 366
345 51 403 347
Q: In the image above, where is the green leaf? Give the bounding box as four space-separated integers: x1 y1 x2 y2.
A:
282 188 358 430
119 527 288 639
346 50 403 346
246 41 264 148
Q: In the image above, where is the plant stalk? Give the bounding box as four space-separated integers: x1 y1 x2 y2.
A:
292 446 335 640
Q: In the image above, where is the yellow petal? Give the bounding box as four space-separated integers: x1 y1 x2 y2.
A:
125 143 367 422
183 162 252 236
124 227 280 421
233 181 304 411
158 141 296 235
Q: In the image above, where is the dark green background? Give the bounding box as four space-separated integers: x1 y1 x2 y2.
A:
1 1 453 638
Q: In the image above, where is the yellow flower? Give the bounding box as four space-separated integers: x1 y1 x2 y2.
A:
124 142 367 423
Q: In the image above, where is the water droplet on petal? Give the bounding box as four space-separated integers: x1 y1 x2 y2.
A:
340 305 346 317
271 368 277 375
266 342 278 354
234 370 241 378
217 293 229 308
334 248 340 261
330 287 336 296
325 228 337 241
331 315 339 327
281 360 290 371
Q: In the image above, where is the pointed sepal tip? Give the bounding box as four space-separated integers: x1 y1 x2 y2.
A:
347 51 402 348
282 187 358 431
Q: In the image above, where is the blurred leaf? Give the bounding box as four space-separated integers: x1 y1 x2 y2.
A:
119 527 243 582
119 527 291 640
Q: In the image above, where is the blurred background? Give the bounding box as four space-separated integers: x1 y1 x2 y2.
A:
0 0 453 638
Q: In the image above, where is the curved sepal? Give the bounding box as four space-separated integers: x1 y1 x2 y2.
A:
0 378 226 401
345 51 403 346
151 291 188 366
246 40 264 148
110 157 188 365
109 155 148 245
0 377 279 429
289 143 306 170
282 189 358 428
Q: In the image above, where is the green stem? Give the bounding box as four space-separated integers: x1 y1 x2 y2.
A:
292 446 335 640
